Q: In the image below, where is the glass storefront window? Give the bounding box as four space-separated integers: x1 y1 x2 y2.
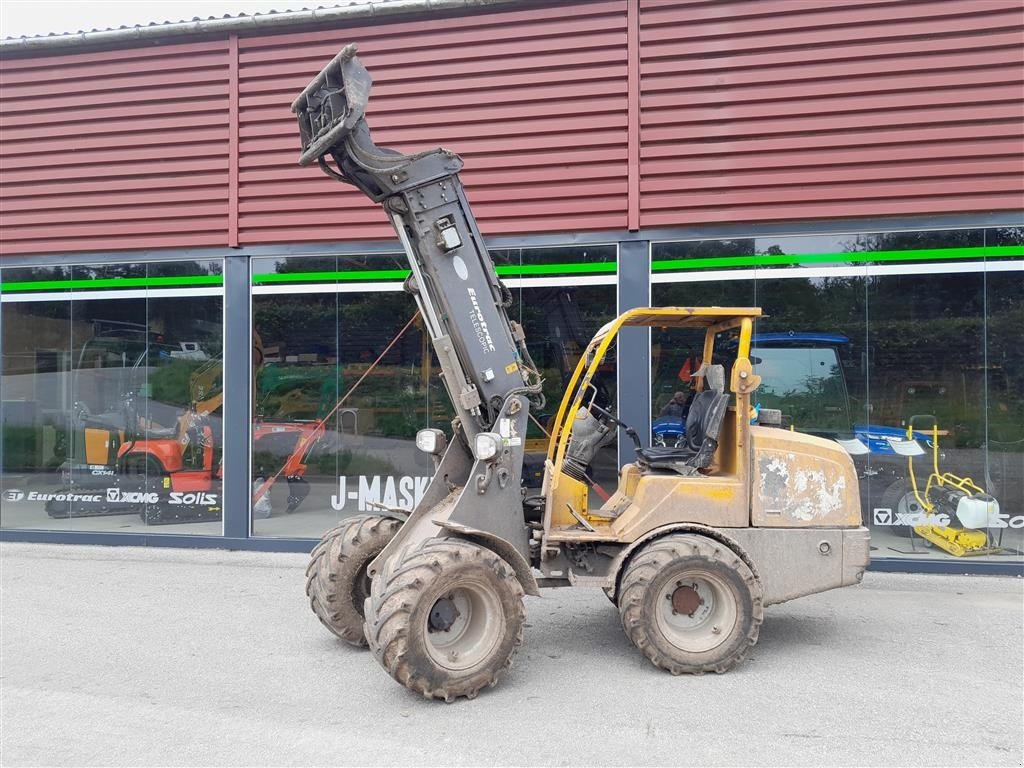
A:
652 227 1023 564
251 275 440 539
3 227 1014 568
1 259 224 534
250 247 618 535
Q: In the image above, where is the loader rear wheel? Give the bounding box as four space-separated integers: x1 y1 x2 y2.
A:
306 515 402 646
364 538 525 702
618 534 762 675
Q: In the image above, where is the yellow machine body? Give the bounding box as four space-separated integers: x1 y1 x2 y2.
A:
541 307 862 547
83 427 122 465
914 525 996 557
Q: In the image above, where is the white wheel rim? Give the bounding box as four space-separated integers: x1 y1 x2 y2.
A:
424 581 504 671
655 573 737 653
897 491 925 519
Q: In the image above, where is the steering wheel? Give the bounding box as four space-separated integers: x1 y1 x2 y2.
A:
589 402 643 451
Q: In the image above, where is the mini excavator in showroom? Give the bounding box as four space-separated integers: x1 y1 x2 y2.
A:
295 45 870 701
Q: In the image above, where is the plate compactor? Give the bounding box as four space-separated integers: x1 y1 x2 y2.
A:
877 415 1003 557
295 46 870 701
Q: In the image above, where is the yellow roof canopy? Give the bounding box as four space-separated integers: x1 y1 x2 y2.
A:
618 306 763 328
591 306 763 342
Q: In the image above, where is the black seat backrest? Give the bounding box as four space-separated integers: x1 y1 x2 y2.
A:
690 392 731 470
684 364 726 452
633 363 729 475
684 390 717 452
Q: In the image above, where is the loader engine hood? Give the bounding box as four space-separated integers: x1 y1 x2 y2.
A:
750 425 862 528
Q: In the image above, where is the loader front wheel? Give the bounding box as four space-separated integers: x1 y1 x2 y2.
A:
618 534 762 674
364 538 525 702
306 515 402 646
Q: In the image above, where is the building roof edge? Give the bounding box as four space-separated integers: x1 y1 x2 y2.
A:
0 0 523 54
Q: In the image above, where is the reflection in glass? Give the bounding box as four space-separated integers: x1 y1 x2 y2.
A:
652 228 1022 563
250 250 618 536
251 289 438 538
1 260 224 534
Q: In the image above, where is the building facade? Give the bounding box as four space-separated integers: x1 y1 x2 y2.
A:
1 0 1022 573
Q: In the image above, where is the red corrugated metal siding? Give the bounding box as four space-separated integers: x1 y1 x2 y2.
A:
0 41 232 255
638 0 1024 227
235 1 629 245
1 0 1020 258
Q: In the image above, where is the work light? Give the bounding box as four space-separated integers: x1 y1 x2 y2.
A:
473 432 501 461
415 428 446 456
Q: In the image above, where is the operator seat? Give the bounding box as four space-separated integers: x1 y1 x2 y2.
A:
635 364 730 476
122 394 178 441
134 423 178 440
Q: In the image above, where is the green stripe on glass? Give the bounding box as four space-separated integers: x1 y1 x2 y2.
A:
498 262 617 276
253 269 411 284
651 245 1024 272
251 261 618 284
0 275 223 293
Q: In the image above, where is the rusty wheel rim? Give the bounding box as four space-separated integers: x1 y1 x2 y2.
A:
656 573 737 653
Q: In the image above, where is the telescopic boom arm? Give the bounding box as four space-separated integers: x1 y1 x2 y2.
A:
291 45 543 440
292 45 545 588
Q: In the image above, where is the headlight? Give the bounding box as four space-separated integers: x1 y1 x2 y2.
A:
415 428 446 456
473 432 501 461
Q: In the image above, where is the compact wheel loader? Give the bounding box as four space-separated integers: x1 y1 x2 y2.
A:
296 46 870 701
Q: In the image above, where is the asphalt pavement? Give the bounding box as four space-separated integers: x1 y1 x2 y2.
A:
1 542 1021 767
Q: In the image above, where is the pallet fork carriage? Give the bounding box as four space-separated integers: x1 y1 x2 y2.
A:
296 45 870 701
